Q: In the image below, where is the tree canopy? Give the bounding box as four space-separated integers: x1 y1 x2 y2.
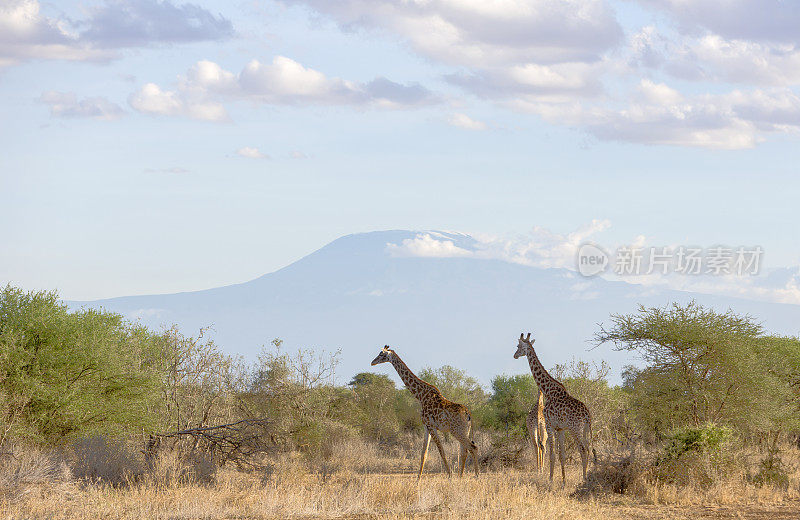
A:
595 301 800 435
0 285 165 444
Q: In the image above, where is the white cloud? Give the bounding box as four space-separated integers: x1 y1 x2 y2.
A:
386 220 612 269
129 57 438 120
279 0 622 67
277 0 800 149
78 0 233 48
447 113 487 130
129 83 182 115
637 79 682 105
730 89 800 130
511 82 800 149
477 219 612 269
447 60 606 99
636 0 800 46
128 82 229 121
687 35 800 86
0 0 233 67
289 150 308 159
281 0 619 115
0 0 112 65
236 146 269 159
631 27 800 87
386 234 473 258
38 91 124 120
389 225 800 305
220 57 436 107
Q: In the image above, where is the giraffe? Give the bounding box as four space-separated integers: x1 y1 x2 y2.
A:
371 345 479 479
514 333 592 483
526 388 547 473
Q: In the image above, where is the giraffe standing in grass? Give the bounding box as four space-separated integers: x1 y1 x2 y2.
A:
526 388 547 473
514 333 593 483
371 345 479 479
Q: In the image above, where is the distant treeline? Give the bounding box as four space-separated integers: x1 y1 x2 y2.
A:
1 284 799 459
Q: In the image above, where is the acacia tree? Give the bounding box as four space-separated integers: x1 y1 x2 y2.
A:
156 326 243 433
239 339 346 452
487 374 538 437
0 285 163 444
348 372 401 441
595 301 800 436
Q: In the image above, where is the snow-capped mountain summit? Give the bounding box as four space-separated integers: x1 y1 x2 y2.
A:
72 231 800 384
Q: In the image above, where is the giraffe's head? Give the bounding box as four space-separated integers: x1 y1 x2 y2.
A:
371 345 394 366
514 332 535 359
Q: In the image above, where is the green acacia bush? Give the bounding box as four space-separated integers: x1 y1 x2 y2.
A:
486 374 537 437
654 424 734 487
662 424 732 460
597 302 800 437
0 285 165 444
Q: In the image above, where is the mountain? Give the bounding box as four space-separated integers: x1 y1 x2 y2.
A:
71 230 800 385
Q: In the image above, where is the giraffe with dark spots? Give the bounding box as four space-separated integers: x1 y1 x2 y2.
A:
514 333 593 483
371 345 479 479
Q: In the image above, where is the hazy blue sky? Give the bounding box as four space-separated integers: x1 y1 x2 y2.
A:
2 0 799 301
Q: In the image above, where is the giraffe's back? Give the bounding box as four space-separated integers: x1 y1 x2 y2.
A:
544 393 591 430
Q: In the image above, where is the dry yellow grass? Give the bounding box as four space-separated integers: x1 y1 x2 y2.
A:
2 438 800 520
3 465 799 520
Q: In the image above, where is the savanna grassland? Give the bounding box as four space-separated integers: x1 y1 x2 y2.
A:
3 438 800 519
2 285 800 519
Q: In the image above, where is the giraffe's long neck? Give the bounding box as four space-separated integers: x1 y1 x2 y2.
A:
389 353 432 401
526 348 563 400
537 388 544 412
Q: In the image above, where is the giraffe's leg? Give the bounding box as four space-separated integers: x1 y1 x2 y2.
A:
583 419 594 478
537 441 544 473
467 420 476 477
546 425 556 482
453 425 477 477
539 424 548 475
557 429 567 485
429 430 452 476
574 426 589 480
536 424 547 473
418 430 431 480
565 421 591 480
458 443 467 477
580 443 589 480
527 414 539 473
472 442 479 477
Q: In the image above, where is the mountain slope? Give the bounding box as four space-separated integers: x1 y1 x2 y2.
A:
72 230 800 385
